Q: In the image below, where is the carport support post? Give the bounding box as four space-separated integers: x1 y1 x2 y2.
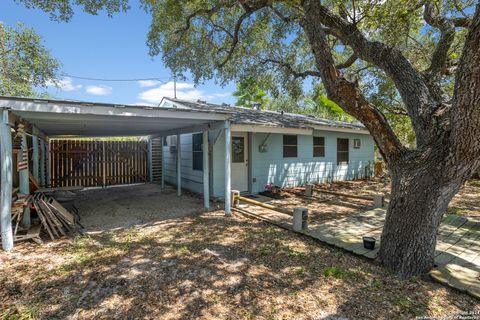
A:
176 134 181 196
202 130 210 209
224 120 232 216
19 130 30 227
32 127 40 182
0 110 14 251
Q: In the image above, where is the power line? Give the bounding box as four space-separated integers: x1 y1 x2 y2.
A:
62 73 172 83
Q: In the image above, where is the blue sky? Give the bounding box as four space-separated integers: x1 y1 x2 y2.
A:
0 0 236 105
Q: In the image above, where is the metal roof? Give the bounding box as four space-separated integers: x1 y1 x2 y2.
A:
0 96 230 137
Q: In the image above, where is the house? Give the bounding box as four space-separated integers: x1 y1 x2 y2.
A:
0 95 374 251
158 98 375 198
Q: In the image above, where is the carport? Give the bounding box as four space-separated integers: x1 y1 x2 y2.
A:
0 96 234 251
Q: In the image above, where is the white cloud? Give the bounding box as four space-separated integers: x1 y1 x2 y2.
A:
86 85 112 96
138 80 161 88
46 77 82 91
212 92 232 98
138 81 230 104
138 81 203 103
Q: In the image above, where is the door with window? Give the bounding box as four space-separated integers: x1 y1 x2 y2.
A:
231 133 248 192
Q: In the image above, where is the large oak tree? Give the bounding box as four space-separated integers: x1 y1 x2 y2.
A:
18 0 480 278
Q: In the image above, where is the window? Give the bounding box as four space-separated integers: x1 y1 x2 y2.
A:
168 135 177 146
283 135 297 158
232 136 245 163
192 133 203 171
313 136 325 157
353 139 361 149
337 138 349 164
168 135 177 153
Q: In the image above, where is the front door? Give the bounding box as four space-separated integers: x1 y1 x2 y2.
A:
231 133 249 192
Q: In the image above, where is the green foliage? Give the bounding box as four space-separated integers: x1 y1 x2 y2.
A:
20 0 473 148
233 77 270 109
14 0 129 21
0 22 60 97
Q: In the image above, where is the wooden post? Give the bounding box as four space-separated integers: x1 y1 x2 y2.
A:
203 131 210 209
224 120 232 216
148 138 153 183
161 136 165 188
305 184 313 197
19 130 30 227
32 127 40 182
45 139 50 187
232 190 240 208
0 110 13 251
102 140 106 187
176 134 181 196
40 139 46 187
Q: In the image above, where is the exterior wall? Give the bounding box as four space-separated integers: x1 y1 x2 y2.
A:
163 133 204 194
164 129 375 198
248 131 375 194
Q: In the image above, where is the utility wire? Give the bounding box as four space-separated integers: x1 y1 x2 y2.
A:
62 73 172 83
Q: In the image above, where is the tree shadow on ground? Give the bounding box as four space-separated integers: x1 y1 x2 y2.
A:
1 211 479 320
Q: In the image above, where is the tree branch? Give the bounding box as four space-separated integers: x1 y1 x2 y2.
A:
218 10 254 67
302 0 439 147
261 58 321 78
423 3 456 79
335 54 357 69
450 2 480 175
301 0 405 163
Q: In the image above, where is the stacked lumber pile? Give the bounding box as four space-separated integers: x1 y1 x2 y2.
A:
31 192 84 240
8 189 42 244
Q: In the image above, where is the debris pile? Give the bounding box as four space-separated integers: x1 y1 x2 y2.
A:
31 192 84 240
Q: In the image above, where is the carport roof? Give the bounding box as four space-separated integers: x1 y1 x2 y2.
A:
0 96 231 137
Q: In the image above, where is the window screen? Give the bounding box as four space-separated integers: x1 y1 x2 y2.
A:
283 135 298 158
192 133 203 171
337 138 349 164
313 136 325 157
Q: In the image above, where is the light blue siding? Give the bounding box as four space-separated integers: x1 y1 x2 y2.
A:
248 132 374 194
163 133 204 194
165 129 375 198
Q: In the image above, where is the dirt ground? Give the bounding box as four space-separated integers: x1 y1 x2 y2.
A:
257 178 479 225
1 181 479 319
76 184 207 232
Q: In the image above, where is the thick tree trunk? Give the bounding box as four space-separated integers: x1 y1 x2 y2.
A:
378 155 464 279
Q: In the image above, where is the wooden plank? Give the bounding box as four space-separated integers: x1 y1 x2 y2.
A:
313 187 374 202
237 196 292 216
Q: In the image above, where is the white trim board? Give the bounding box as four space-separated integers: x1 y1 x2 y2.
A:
231 124 313 135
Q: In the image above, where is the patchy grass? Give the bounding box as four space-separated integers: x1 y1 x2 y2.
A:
322 266 363 280
0 211 478 320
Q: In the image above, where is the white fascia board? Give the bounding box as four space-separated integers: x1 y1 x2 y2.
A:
150 120 225 138
0 99 229 121
231 124 313 135
312 125 370 135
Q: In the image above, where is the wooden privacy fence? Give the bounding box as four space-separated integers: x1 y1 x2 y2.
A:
49 140 148 188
